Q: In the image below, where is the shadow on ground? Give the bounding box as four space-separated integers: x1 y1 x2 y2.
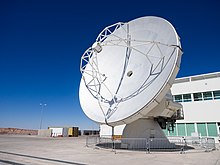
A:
0 151 87 165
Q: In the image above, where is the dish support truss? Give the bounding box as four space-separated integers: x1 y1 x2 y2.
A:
80 22 182 125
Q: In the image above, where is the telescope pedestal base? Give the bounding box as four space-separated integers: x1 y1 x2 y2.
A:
121 118 174 149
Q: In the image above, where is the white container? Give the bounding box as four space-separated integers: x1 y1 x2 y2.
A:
50 128 63 137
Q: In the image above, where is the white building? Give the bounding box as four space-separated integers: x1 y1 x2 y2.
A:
100 72 220 140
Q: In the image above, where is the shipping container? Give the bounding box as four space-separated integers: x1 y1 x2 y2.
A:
63 127 68 137
68 127 73 136
68 127 79 137
49 126 79 137
49 128 63 137
73 127 78 137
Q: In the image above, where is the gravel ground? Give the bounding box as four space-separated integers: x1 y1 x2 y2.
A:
0 135 219 165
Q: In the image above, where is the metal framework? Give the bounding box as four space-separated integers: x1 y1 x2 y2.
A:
80 22 181 122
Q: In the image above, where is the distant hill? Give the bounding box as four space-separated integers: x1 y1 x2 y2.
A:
0 128 38 135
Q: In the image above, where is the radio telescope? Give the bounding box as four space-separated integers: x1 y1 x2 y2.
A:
79 16 183 140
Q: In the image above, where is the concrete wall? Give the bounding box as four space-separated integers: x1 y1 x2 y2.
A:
100 124 125 137
175 101 220 123
38 129 51 137
172 76 220 94
171 75 220 123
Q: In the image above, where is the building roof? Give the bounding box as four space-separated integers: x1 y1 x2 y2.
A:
174 72 220 84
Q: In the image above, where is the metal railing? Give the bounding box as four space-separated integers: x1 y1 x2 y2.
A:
86 136 216 153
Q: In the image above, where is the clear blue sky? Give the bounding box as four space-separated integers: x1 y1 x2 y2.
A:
0 0 219 130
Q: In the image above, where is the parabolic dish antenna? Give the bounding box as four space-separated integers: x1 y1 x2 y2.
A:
79 16 182 127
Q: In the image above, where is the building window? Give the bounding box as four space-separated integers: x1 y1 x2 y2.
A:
213 90 220 100
207 123 218 137
174 95 182 102
186 123 195 136
203 92 213 100
183 94 192 102
197 123 207 136
193 93 203 101
173 90 220 102
177 123 186 136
